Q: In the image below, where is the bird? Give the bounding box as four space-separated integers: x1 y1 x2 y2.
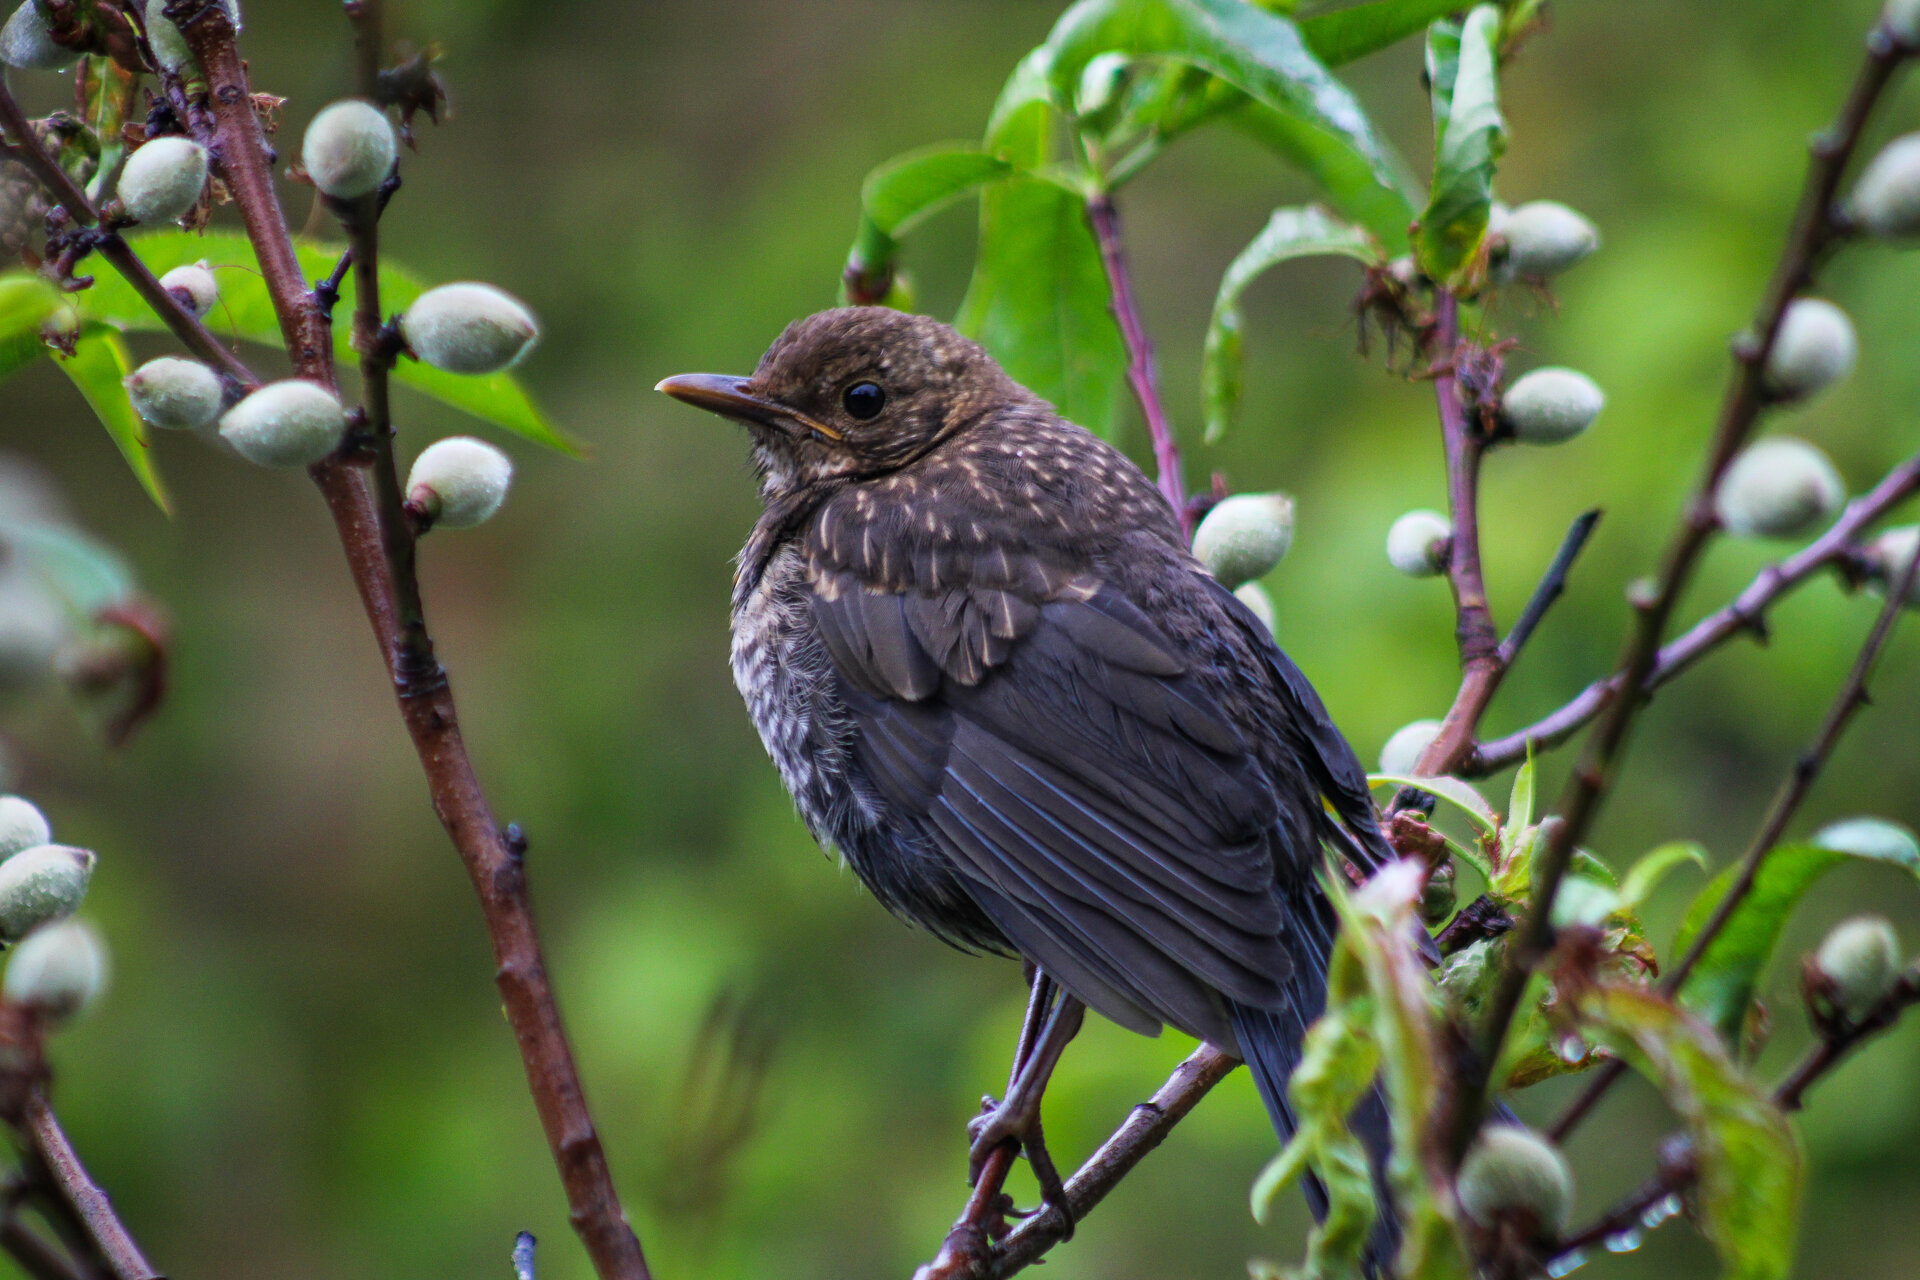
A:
658 306 1401 1247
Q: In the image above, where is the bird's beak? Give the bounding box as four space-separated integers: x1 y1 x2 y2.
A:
654 373 843 442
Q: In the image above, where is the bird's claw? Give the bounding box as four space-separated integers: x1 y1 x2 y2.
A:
967 1093 1075 1237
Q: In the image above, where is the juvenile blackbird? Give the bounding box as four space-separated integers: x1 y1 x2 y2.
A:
659 307 1397 1239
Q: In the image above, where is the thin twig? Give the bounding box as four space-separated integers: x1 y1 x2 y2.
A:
21 1096 157 1280
1411 295 1503 778
1470 455 1920 775
1550 510 1920 1142
0 1213 90 1280
1086 191 1188 534
915 1044 1239 1280
0 80 253 385
162 4 651 1276
1553 962 1920 1266
1445 27 1912 1165
1497 509 1602 668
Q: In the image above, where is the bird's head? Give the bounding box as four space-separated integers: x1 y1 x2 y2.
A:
657 308 1024 496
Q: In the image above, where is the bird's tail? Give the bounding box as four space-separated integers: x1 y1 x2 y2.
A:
1227 883 1400 1273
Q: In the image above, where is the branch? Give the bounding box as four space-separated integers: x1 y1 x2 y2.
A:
1470 454 1920 775
1445 26 1913 1164
1554 961 1920 1267
1497 509 1602 668
0 82 253 386
20 1095 156 1280
1550 513 1920 1141
914 1044 1239 1280
1086 191 1189 535
161 5 652 1276
1411 295 1504 778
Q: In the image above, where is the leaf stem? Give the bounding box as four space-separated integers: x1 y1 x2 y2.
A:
1086 190 1189 534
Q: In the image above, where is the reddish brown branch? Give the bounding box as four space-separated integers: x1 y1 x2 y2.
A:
1551 516 1920 1141
21 1095 157 1280
0 81 252 386
1413 294 1503 777
159 5 650 1276
1447 28 1912 1166
1470 455 1920 776
915 1044 1238 1280
1087 191 1189 534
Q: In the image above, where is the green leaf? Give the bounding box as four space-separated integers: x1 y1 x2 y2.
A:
24 231 576 454
1579 985 1802 1280
1621 840 1708 910
0 515 135 619
1506 752 1535 832
985 46 1061 168
1201 204 1377 441
52 326 169 513
1043 0 1414 244
861 146 1014 240
0 276 61 383
955 177 1126 437
1674 839 1920 1044
1368 773 1497 837
1416 6 1506 286
1299 0 1476 68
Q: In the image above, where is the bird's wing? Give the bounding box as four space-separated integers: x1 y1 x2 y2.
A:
1204 577 1399 876
808 559 1296 1043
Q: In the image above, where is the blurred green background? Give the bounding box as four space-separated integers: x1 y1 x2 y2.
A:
5 0 1920 1277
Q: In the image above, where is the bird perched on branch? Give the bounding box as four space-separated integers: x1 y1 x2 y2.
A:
659 307 1399 1245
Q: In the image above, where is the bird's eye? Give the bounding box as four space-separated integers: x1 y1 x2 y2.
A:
842 381 886 421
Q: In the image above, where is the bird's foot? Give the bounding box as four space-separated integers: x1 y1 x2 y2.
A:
968 1093 1074 1237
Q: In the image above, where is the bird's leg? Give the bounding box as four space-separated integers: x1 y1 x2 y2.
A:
968 973 1086 1228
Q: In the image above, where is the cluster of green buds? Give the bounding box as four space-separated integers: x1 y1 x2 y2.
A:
0 796 107 1023
112 100 534 516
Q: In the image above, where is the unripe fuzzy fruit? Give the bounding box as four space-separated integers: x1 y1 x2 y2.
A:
0 845 93 943
143 0 192 74
1868 525 1920 604
119 136 208 226
0 574 65 691
1379 719 1443 777
402 283 540 374
1457 1126 1574 1236
1814 816 1918 861
407 437 514 529
0 797 50 860
1851 134 1920 239
1888 0 1920 44
1385 509 1451 577
218 379 346 468
1765 298 1856 400
1813 915 1901 1020
1714 437 1845 538
302 99 397 201
159 261 218 318
1499 201 1598 278
1 1 79 70
4 919 106 1019
1192 493 1294 589
126 356 224 430
1501 367 1604 444
1233 580 1276 634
